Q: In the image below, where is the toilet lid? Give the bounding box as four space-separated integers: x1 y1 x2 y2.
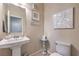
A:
50 52 62 56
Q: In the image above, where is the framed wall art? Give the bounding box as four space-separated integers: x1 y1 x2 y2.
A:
53 8 73 29
31 10 40 25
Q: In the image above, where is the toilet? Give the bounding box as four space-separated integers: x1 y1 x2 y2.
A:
50 41 71 56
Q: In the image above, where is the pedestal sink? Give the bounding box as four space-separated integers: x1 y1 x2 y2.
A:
0 36 30 56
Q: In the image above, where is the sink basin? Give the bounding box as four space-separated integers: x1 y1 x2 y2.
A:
0 36 30 56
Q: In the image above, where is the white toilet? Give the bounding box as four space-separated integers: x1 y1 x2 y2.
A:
50 41 71 56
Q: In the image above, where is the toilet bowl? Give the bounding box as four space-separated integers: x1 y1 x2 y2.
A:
50 41 71 56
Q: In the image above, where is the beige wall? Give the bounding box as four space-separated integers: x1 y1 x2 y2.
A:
22 3 44 55
44 3 79 56
0 3 44 56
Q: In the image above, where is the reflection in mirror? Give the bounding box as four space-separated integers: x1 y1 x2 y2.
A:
10 16 22 33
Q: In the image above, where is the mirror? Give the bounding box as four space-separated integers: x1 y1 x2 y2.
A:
3 3 26 35
6 10 23 34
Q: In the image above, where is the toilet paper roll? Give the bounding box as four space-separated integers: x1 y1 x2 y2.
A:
41 35 48 41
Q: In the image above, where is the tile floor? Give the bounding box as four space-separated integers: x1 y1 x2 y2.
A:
30 49 53 56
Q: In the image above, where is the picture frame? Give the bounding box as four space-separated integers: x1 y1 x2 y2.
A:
32 10 39 21
53 8 73 29
31 10 40 25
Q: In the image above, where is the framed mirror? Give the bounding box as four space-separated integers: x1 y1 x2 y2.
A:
3 3 26 36
6 10 23 34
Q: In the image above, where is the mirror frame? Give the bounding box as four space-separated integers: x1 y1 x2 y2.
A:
7 10 23 35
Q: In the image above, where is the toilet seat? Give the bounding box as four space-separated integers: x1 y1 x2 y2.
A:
50 52 62 56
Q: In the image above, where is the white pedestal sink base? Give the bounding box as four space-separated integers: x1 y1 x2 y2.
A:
0 36 30 56
11 45 21 56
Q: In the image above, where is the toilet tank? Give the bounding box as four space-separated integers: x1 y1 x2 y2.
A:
55 41 71 56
